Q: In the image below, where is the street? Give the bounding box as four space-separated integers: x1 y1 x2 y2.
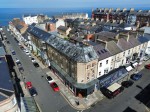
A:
3 28 77 112
85 68 150 112
3 27 150 112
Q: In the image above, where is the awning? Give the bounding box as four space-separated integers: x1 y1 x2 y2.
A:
107 83 121 92
126 66 133 72
133 62 138 67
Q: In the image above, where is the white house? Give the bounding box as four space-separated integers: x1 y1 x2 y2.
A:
23 15 38 25
56 19 65 29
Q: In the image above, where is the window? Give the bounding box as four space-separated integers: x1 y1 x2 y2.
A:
122 59 124 64
123 52 125 56
104 69 108 74
106 60 108 64
100 63 102 67
128 50 130 54
99 72 101 76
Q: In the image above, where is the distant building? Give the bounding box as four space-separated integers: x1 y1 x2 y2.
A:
53 13 88 20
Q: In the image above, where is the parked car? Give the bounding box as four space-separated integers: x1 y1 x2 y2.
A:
25 50 30 55
15 58 21 66
121 80 134 88
11 50 16 55
29 87 37 97
33 62 39 67
20 46 24 50
7 40 10 44
145 64 150 69
18 66 24 74
100 83 124 99
50 82 59 92
130 73 142 81
31 58 36 63
26 81 32 89
46 75 54 83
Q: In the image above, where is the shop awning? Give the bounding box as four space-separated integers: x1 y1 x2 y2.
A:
126 66 133 72
107 83 121 92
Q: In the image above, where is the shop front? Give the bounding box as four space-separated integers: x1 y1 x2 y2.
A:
98 66 128 88
50 60 98 97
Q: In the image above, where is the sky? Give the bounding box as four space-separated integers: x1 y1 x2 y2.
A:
0 0 150 8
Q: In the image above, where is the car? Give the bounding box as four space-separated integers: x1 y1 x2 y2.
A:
11 50 16 55
18 66 24 74
31 58 36 63
25 50 30 55
7 40 10 44
143 56 150 61
20 46 24 50
15 58 21 66
46 75 54 83
145 64 150 69
33 62 39 67
28 54 32 58
130 73 142 81
26 81 32 89
50 82 59 92
121 80 134 88
29 87 37 97
100 86 124 99
14 38 19 43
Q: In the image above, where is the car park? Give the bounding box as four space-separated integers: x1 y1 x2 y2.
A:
33 62 39 67
50 82 59 92
130 73 142 81
100 83 124 99
145 64 150 69
46 75 54 83
29 87 37 97
121 80 134 88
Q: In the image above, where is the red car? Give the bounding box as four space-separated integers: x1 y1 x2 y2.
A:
50 82 59 92
26 81 32 89
145 64 150 69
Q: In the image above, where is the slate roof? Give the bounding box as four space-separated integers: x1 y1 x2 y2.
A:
57 26 68 32
106 41 122 55
16 25 24 30
28 26 52 41
137 36 149 43
0 57 14 101
128 35 141 47
117 38 133 50
46 35 99 63
93 44 111 60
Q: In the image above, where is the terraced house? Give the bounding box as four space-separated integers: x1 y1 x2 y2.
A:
27 24 149 97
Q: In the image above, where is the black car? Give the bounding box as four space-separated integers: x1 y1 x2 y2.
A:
18 66 24 74
121 80 134 88
100 86 124 99
29 87 37 97
33 62 39 67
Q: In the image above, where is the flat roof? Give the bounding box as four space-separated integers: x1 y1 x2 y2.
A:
107 83 121 92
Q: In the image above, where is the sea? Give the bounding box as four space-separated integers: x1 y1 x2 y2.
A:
0 8 92 26
0 7 149 26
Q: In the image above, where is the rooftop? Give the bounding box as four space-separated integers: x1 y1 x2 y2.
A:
0 57 14 101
